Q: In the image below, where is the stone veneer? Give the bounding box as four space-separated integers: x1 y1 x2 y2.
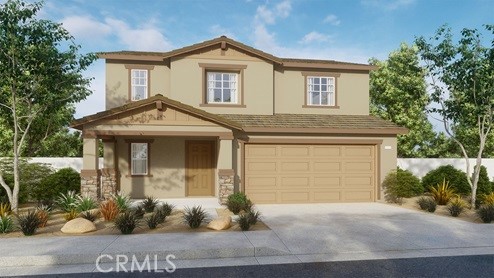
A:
80 170 100 200
218 169 235 205
100 168 119 200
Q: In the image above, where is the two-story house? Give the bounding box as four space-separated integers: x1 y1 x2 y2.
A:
72 36 406 204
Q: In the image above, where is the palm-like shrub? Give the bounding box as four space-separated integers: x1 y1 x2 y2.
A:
18 210 40 236
35 205 51 228
429 179 455 205
112 192 131 212
183 206 208 228
0 215 14 233
114 211 140 234
447 197 467 217
56 191 79 212
75 195 97 212
0 202 11 217
100 199 119 221
142 196 158 213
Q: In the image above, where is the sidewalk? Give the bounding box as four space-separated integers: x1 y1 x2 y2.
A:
1 203 493 276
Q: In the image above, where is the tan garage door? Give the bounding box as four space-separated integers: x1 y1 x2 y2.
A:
244 144 376 203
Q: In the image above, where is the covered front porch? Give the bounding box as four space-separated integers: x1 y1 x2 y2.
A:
73 95 243 204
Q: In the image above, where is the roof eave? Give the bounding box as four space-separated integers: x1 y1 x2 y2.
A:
282 61 377 71
242 127 408 135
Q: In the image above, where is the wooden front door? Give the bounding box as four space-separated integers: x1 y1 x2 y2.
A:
186 141 215 196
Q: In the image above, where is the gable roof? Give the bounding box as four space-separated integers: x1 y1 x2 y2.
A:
219 114 407 134
98 36 376 71
71 95 243 130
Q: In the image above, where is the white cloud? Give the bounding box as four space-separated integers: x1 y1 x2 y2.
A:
253 24 278 51
105 18 172 51
209 24 237 39
361 0 416 11
299 31 331 44
275 0 292 18
323 14 341 26
62 15 112 40
255 5 275 25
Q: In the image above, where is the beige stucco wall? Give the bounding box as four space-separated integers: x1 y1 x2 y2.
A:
170 57 274 114
274 70 370 115
105 63 170 109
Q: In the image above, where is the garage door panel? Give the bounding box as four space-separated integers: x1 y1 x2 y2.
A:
281 191 310 203
245 177 277 188
245 144 376 203
313 146 342 157
281 177 310 187
314 162 341 172
247 161 277 172
313 176 341 188
281 162 310 171
313 191 342 202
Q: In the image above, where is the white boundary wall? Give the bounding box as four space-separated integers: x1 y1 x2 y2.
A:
398 158 494 179
4 157 494 179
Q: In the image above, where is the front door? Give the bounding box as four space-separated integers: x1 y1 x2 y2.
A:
186 141 215 196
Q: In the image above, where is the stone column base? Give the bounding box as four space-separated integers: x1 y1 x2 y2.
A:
101 168 119 200
218 169 235 205
80 169 100 200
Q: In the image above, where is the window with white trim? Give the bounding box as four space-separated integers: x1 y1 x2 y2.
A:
130 143 148 175
207 72 238 104
131 69 148 101
307 76 335 106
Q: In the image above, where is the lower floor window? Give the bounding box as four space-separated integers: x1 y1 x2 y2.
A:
131 143 148 175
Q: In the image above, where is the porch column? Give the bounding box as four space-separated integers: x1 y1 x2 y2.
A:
218 137 234 205
80 135 100 200
101 138 119 200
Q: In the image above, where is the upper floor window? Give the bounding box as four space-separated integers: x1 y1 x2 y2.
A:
199 63 247 107
307 76 335 106
130 142 148 175
302 72 340 108
131 69 148 101
207 72 238 104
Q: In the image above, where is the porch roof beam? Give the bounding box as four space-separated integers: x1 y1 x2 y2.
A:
84 129 233 139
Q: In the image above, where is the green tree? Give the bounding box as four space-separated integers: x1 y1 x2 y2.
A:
415 24 494 206
369 43 437 157
0 0 96 210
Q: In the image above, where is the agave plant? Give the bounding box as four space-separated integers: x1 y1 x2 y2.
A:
114 211 140 234
145 213 161 229
429 179 455 205
0 202 11 217
75 195 98 212
481 193 494 206
142 196 158 213
183 206 208 229
111 191 131 212
447 196 467 217
56 191 79 213
81 210 98 222
0 215 14 233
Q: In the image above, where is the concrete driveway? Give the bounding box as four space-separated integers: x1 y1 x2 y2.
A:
254 202 494 262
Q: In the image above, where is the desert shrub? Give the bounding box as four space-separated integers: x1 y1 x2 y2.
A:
142 196 158 213
417 197 437 212
382 168 423 203
158 202 175 217
131 205 145 219
100 199 119 221
0 159 54 203
111 192 131 212
447 197 467 217
145 213 160 229
34 168 80 204
18 210 40 236
183 206 208 229
481 193 494 206
429 179 456 205
475 166 493 197
35 205 51 228
75 195 97 212
0 202 11 217
56 191 79 213
422 165 470 195
238 213 251 231
476 204 494 223
0 215 14 233
226 193 250 214
81 211 98 222
248 210 261 225
114 211 140 234
64 209 79 221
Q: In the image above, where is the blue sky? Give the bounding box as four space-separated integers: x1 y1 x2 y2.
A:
30 0 494 118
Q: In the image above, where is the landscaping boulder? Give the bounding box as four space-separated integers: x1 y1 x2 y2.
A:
61 218 97 234
207 216 231 231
